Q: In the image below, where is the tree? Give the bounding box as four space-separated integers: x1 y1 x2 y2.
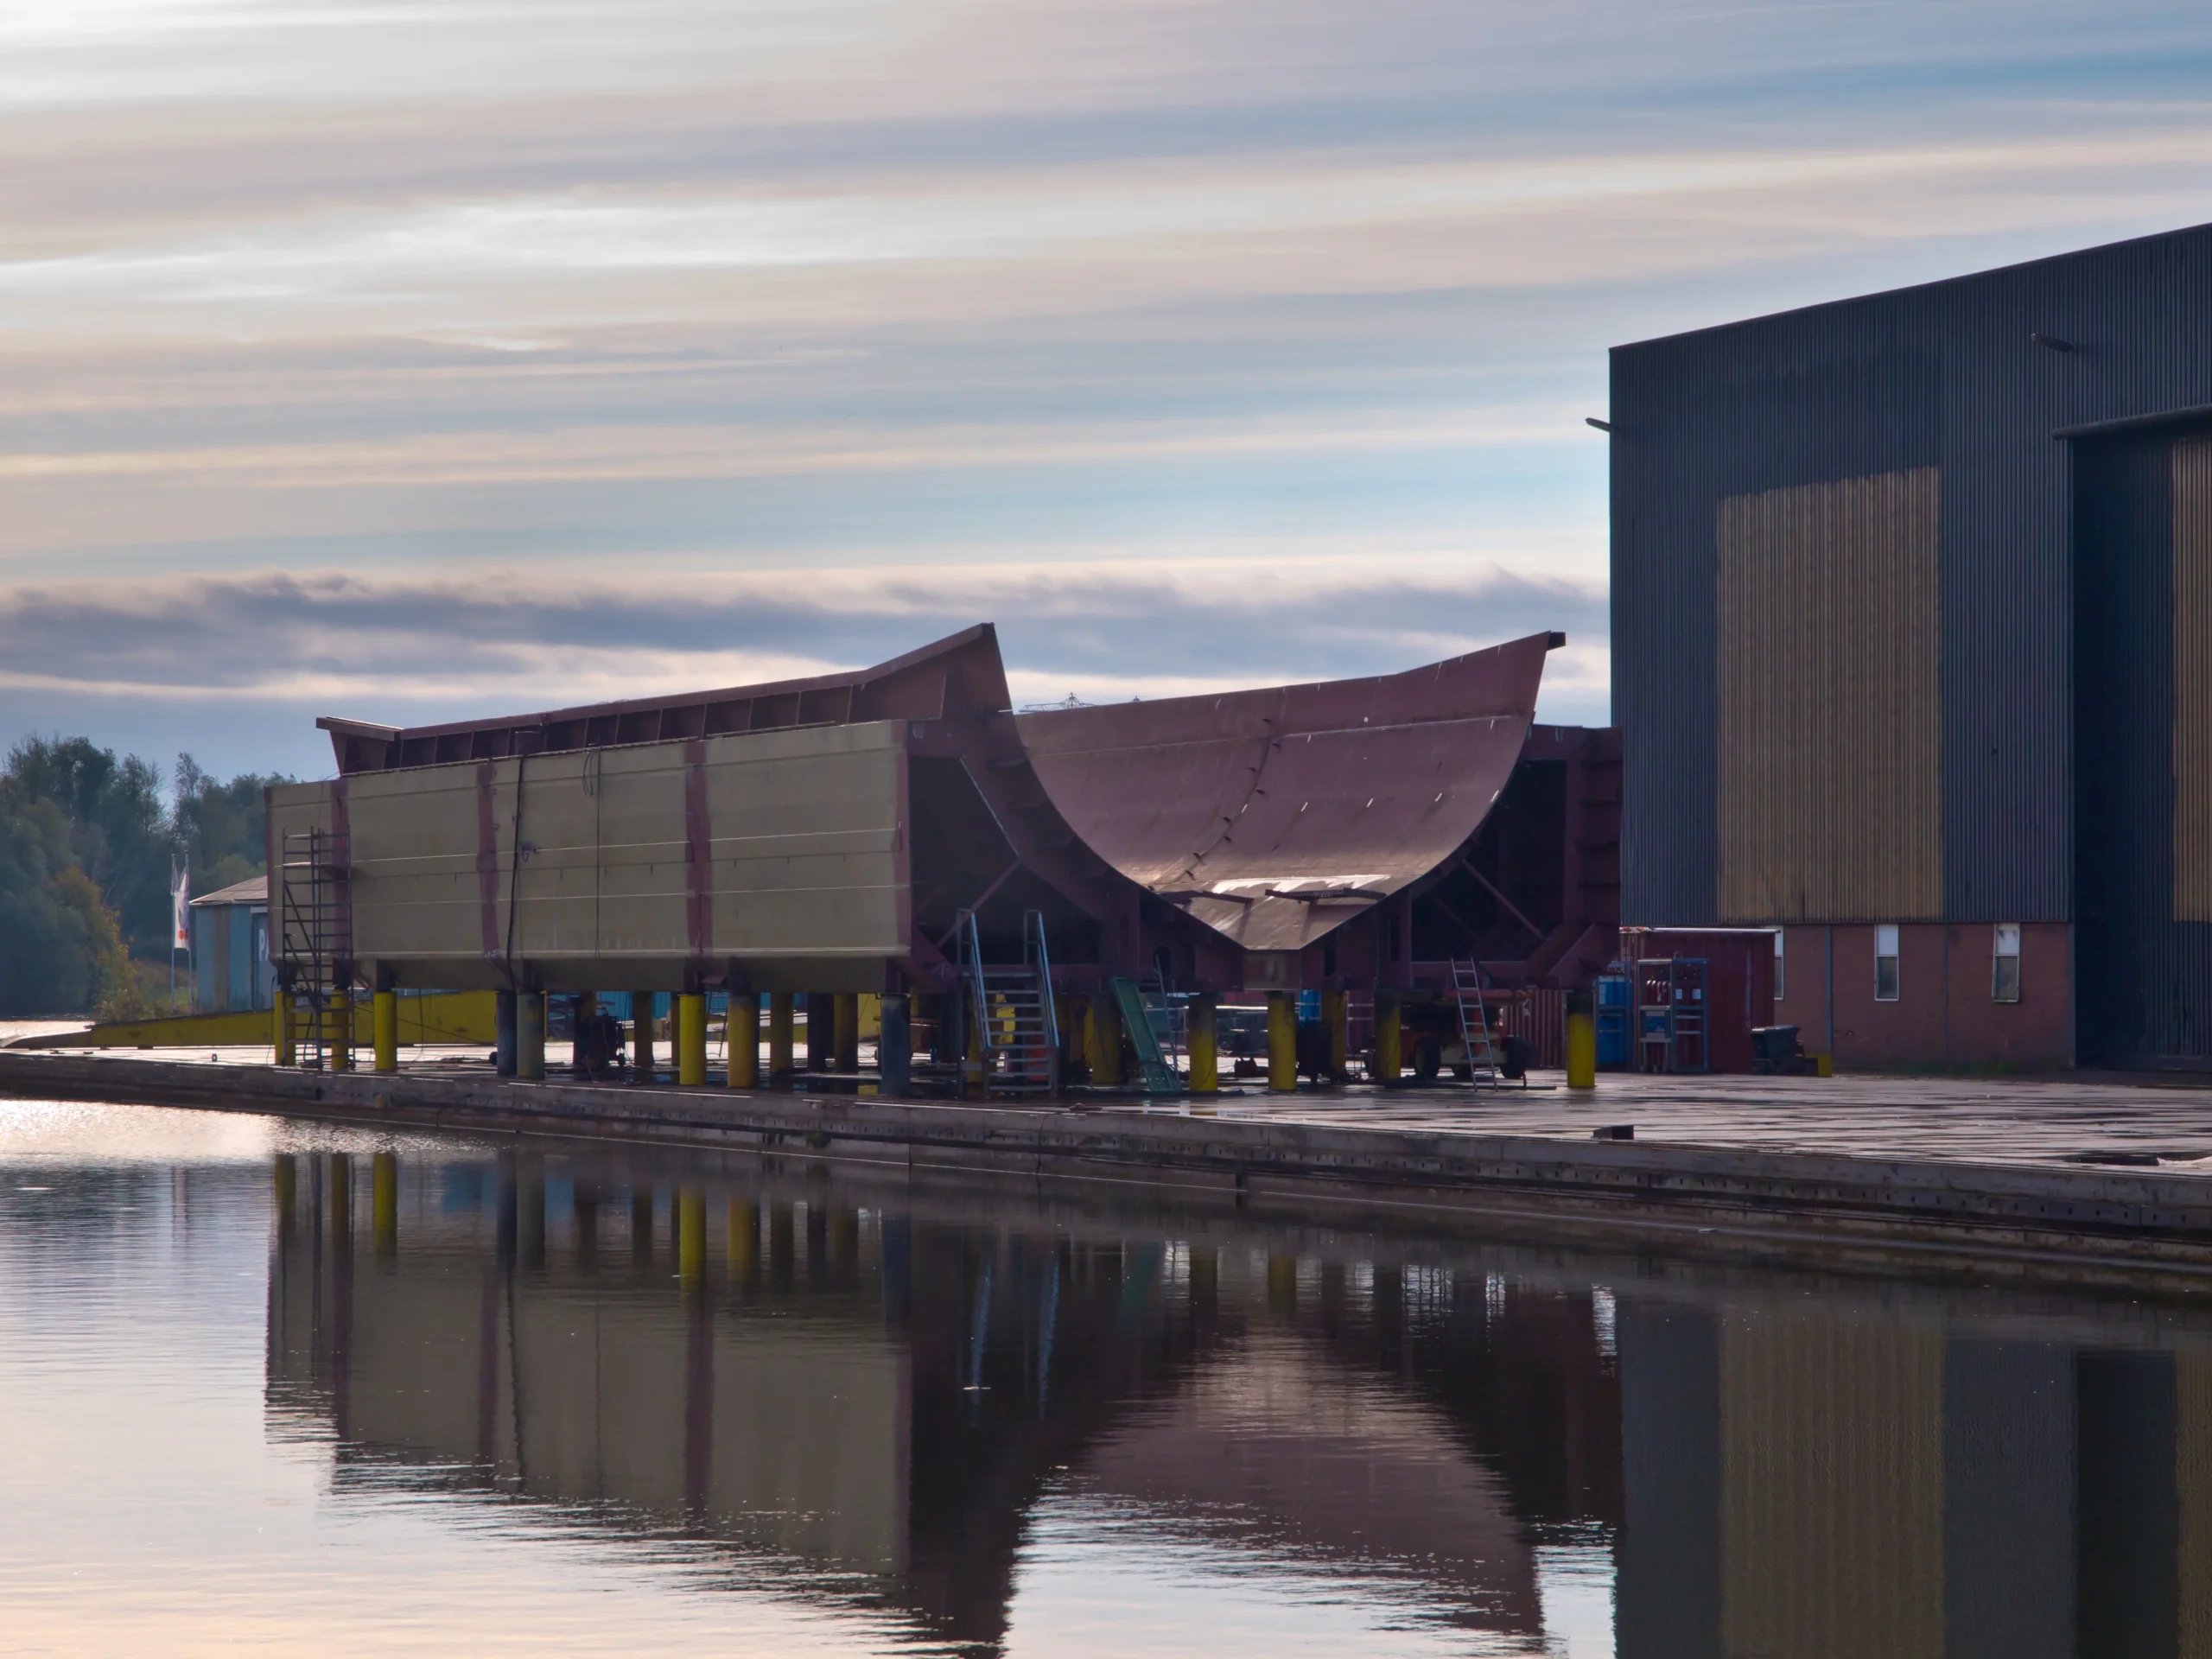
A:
0 736 296 1012
3 736 170 954
173 753 283 898
0 796 124 1014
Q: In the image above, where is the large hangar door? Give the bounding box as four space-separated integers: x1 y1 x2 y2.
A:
2073 427 2212 1066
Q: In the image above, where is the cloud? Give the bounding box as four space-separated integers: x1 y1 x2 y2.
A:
0 0 2206 781
0 560 1606 706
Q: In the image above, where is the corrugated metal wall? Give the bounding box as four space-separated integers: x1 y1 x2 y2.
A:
1615 222 2212 937
1715 467 1942 922
2074 422 2212 1065
2175 438 2212 921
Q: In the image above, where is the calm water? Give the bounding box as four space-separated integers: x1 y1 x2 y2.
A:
0 1103 2207 1656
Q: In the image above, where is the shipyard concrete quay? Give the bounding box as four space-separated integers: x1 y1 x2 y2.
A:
17 1044 2212 1286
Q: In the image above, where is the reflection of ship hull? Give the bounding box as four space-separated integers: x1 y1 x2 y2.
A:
265 1141 2212 1658
265 1147 1592 1651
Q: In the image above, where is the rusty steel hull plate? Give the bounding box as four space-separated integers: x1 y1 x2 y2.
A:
1017 633 1551 950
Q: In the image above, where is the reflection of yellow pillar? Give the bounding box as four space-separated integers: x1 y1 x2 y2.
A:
727 992 759 1088
372 989 398 1073
767 993 793 1078
274 997 296 1066
677 994 707 1085
834 993 859 1073
1086 992 1123 1087
1267 992 1297 1093
1566 1010 1598 1090
329 1152 352 1236
273 1154 297 1230
728 1199 759 1279
1188 995 1219 1094
677 1186 706 1287
372 1150 397 1252
1375 994 1402 1083
1323 990 1348 1079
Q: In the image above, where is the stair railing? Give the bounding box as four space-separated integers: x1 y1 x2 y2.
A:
1023 909 1059 1055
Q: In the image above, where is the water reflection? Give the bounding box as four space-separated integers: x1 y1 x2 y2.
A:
12 1111 2212 1656
251 1141 2212 1656
265 1147 1628 1654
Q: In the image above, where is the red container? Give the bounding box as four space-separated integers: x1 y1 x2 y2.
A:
1616 927 1778 1074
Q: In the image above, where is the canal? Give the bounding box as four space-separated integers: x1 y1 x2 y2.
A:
0 1099 2202 1656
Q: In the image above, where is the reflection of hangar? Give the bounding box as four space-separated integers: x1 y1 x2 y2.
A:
1616 1289 2212 1659
270 623 1615 1084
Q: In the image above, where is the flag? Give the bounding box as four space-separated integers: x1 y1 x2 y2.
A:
172 858 190 952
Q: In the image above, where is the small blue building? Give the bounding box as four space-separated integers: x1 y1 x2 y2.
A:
191 875 274 1014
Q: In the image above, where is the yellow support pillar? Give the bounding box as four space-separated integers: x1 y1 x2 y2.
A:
1086 991 1123 1087
1187 994 1219 1094
1323 989 1348 1081
516 991 545 1081
274 996 296 1066
728 992 759 1089
1374 993 1402 1083
767 992 794 1079
372 1150 398 1254
677 993 707 1085
1266 992 1298 1094
834 993 860 1073
1566 1006 1598 1090
677 1185 706 1288
327 996 353 1073
372 989 398 1073
964 997 987 1098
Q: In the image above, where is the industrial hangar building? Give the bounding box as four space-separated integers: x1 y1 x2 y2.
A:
276 626 1618 1090
1611 220 2212 1071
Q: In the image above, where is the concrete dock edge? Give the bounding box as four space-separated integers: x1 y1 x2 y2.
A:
9 1051 2212 1286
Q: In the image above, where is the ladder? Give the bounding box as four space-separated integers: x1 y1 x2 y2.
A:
1111 977 1183 1096
1448 959 1503 1088
956 910 1060 1096
278 827 351 1068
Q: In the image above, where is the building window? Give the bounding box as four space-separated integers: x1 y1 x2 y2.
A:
1993 924 2021 1003
1773 928 1785 1001
1875 925 1900 1001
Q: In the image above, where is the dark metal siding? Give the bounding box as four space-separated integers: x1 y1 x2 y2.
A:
2073 421 2212 1066
1614 221 2212 932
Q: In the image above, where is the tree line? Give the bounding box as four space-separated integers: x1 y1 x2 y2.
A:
0 738 292 1017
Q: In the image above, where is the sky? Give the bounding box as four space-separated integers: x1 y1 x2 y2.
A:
4 0 2212 782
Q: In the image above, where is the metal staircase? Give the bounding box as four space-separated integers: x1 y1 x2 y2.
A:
955 910 1060 1096
1448 958 1504 1088
277 826 351 1068
1111 978 1183 1096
